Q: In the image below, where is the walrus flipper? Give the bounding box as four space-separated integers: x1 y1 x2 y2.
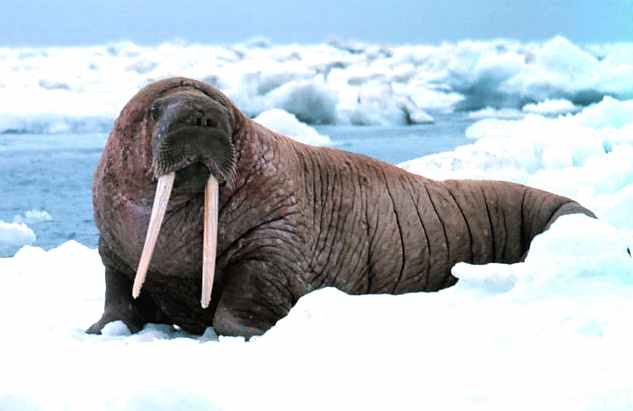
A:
86 241 168 335
544 201 596 231
211 261 295 338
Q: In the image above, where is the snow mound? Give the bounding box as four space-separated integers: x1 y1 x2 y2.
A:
253 109 331 146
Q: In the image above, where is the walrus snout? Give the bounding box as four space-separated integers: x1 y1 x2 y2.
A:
150 89 236 183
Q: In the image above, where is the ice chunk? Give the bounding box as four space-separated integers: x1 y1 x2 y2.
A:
0 220 36 253
267 79 338 124
522 99 579 114
101 321 132 336
253 109 331 146
13 209 53 224
469 107 524 119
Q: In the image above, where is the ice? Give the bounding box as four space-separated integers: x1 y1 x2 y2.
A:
0 114 113 134
1 216 632 410
522 98 579 114
266 79 339 124
468 107 524 119
12 209 53 224
2 36 632 132
0 220 36 254
253 109 331 146
445 36 633 110
101 320 132 336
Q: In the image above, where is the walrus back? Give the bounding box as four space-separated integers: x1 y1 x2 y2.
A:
289 138 594 295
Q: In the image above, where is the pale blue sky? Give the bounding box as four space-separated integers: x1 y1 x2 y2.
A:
1 0 631 45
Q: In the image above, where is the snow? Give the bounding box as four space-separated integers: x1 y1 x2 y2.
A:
1 36 632 133
253 109 331 146
0 215 632 410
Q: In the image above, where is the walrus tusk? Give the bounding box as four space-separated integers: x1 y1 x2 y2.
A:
132 172 176 299
201 175 219 308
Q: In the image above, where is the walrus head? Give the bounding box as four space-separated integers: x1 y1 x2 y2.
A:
130 79 240 310
149 89 237 183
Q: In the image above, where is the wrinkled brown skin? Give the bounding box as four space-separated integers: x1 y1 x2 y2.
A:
88 77 595 338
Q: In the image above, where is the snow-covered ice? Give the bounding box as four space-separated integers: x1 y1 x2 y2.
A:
2 36 633 132
0 215 631 410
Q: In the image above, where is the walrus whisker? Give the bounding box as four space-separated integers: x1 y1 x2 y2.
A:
201 175 219 308
132 172 176 299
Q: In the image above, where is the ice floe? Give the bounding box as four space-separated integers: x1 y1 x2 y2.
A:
1 36 632 133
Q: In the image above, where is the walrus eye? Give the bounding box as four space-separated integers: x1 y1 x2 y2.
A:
150 105 161 121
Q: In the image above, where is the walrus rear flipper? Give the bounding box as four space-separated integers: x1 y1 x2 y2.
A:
520 189 596 261
543 201 596 231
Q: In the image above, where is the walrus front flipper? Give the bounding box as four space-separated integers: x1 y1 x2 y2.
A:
87 241 169 335
212 261 295 338
86 265 147 334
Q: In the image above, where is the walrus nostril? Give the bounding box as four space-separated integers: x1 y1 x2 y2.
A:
196 118 202 126
206 119 216 127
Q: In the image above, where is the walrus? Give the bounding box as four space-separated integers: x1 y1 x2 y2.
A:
87 77 594 337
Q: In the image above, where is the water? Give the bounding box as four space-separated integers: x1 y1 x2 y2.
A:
0 112 475 256
317 112 473 164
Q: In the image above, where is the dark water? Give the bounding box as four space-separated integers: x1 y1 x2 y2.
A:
0 112 475 256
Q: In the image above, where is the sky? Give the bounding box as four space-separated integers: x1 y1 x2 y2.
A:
0 0 631 46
